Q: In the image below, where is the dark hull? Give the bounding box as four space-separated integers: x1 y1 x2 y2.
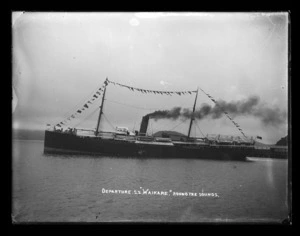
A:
44 130 254 160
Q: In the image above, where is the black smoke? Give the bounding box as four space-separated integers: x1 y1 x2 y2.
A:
147 107 182 120
146 96 287 127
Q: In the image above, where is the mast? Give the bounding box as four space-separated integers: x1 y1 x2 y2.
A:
95 78 108 136
187 87 199 139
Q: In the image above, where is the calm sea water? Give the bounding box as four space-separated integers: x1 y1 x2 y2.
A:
12 140 289 223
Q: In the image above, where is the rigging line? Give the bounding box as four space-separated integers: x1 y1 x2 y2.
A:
73 106 100 128
106 99 158 111
194 120 205 137
102 113 116 130
168 119 187 131
73 106 99 128
194 121 205 138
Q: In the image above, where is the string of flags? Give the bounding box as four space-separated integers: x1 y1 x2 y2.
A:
54 78 247 139
107 79 197 96
55 78 197 128
55 79 108 127
199 88 247 138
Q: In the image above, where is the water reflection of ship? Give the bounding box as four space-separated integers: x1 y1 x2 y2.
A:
44 78 259 160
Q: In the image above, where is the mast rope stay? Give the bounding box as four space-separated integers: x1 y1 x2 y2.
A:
73 106 100 128
168 119 186 132
102 113 117 131
194 120 205 138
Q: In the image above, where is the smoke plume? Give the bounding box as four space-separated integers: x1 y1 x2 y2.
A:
147 96 287 127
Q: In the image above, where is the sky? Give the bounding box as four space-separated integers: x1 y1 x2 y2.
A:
12 12 289 144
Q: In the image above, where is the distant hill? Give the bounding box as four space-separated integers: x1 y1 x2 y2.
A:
153 130 187 137
275 135 288 146
153 130 188 141
13 129 45 140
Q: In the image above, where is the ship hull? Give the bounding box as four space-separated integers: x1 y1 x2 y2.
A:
44 130 253 160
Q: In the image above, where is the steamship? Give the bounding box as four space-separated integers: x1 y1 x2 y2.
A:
44 78 256 160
